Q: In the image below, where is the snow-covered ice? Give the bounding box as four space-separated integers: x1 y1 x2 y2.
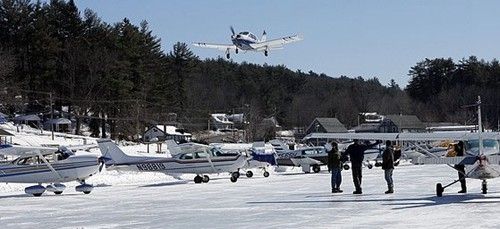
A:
1 124 499 228
1 163 499 228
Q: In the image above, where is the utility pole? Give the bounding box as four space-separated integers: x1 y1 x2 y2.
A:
135 99 140 140
50 92 54 140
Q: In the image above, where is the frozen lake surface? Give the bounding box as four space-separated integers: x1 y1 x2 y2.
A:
1 163 500 228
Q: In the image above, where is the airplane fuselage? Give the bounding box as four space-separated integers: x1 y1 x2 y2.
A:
0 154 99 183
231 32 259 51
107 154 247 175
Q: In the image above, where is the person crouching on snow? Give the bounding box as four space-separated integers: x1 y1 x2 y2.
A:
327 142 343 193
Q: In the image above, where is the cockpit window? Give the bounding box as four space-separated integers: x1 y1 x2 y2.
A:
17 156 37 165
180 153 194 160
249 34 257 40
195 151 209 159
467 140 499 150
241 32 249 35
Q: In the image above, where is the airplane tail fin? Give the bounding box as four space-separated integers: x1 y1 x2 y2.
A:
97 139 132 164
269 139 289 153
165 139 182 155
261 30 267 42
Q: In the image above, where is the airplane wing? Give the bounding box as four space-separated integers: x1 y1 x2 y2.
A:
250 35 302 51
0 144 57 155
192 42 237 51
304 132 500 141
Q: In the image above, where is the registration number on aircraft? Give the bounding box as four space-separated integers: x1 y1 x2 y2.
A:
278 152 301 159
136 163 166 171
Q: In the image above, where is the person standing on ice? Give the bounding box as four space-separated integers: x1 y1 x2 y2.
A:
382 140 395 194
327 142 343 193
344 139 380 194
455 141 467 193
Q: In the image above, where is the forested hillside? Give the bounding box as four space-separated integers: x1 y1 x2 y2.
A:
0 0 498 139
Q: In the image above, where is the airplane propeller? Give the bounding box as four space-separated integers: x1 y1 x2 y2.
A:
230 25 235 36
98 156 111 172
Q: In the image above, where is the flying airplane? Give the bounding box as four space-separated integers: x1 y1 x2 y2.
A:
304 97 500 197
0 146 101 196
192 26 302 59
98 139 247 183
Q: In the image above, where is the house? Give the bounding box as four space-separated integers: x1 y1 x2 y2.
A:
44 118 72 133
303 117 348 145
143 125 192 143
253 117 282 141
305 118 348 134
210 113 233 131
0 128 14 144
13 114 41 128
352 119 398 133
351 114 424 133
385 115 426 133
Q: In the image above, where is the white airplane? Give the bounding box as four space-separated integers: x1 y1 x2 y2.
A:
269 140 329 173
0 146 101 196
210 141 276 178
98 139 247 183
304 97 500 197
193 26 302 59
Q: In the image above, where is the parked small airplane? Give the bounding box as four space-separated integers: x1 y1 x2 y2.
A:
269 140 329 173
210 141 276 178
98 139 247 183
0 146 101 196
193 26 302 59
304 97 500 197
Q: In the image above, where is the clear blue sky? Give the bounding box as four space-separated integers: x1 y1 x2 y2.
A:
74 0 500 87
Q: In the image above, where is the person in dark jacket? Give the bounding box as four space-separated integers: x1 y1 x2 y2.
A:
327 142 343 193
455 141 467 193
382 140 395 194
344 139 380 194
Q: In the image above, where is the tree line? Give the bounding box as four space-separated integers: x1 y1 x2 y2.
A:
0 0 498 140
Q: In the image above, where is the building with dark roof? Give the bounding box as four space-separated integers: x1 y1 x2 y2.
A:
305 118 348 134
303 118 348 145
385 115 425 132
351 114 425 133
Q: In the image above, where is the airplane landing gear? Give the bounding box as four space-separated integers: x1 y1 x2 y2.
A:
436 183 444 197
230 172 239 182
76 180 93 194
203 175 210 183
246 171 253 178
264 50 268 56
312 165 321 173
482 180 487 194
25 184 46 197
47 183 66 195
194 175 203 183
226 53 230 59
263 171 270 177
235 48 239 54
